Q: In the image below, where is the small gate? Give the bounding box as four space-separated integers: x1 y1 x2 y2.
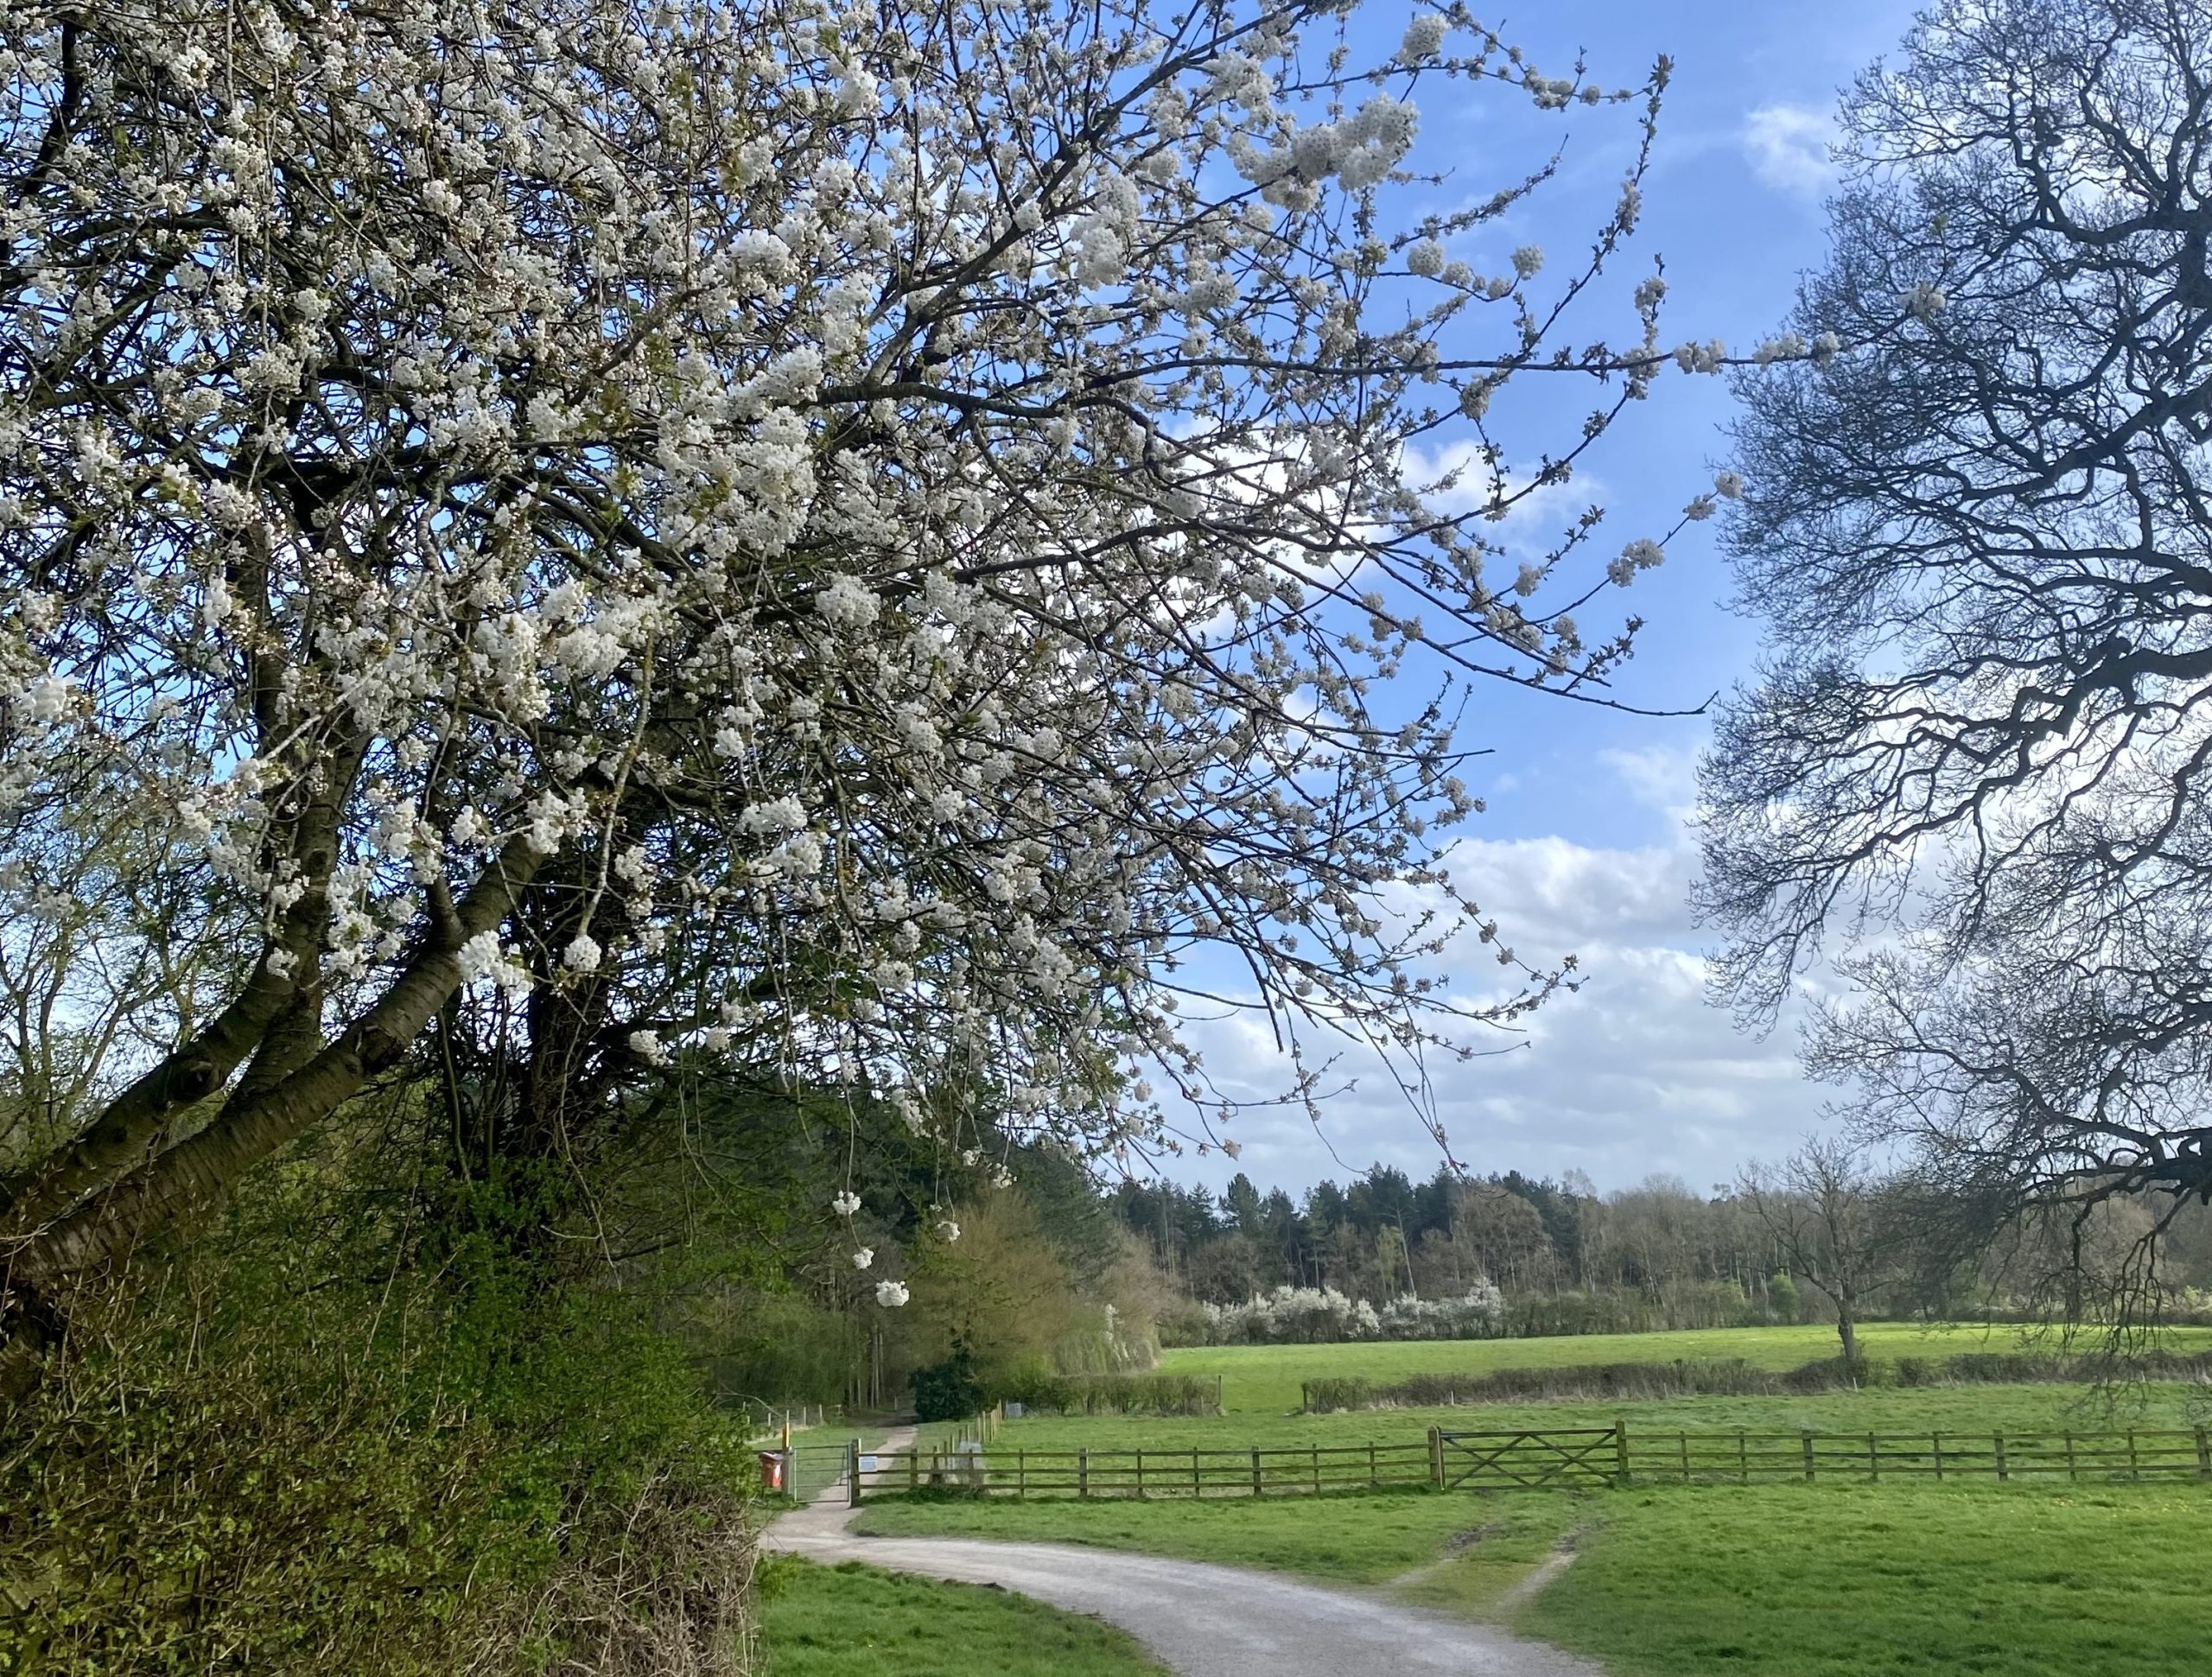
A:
1434 1426 1620 1490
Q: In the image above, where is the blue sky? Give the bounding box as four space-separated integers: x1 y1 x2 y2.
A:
1163 0 1925 1200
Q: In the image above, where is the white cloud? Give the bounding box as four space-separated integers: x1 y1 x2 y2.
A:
1742 103 1837 198
1167 750 1824 1194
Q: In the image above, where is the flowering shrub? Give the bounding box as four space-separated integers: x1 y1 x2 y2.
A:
1185 1282 1505 1345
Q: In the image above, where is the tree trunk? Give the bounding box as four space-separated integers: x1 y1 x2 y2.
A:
0 837 544 1394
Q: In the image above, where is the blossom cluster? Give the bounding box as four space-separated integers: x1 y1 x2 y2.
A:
1186 1282 1506 1345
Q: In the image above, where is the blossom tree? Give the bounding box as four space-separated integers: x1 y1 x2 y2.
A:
0 0 1726 1384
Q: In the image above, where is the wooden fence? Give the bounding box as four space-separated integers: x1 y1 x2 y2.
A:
1612 1424 2212 1485
844 1423 2212 1502
850 1439 1434 1502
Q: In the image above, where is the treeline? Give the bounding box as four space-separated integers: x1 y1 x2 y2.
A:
1110 1163 2212 1341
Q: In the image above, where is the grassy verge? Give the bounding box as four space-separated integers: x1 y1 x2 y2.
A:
754 1557 1171 1676
1158 1324 2212 1413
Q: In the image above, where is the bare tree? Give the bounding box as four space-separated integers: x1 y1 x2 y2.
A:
1699 0 2212 1293
1739 1136 1900 1363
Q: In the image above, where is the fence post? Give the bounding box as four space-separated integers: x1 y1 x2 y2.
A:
1738 1428 1749 1485
1802 1431 1815 1483
1310 1444 1319 1494
908 1447 918 1494
1994 1433 2008 1483
1370 1440 1379 1490
1252 1446 1263 1497
1932 1432 1944 1482
1192 1447 1201 1497
1614 1420 1630 1486
848 1438 861 1509
2195 1426 2209 1480
2065 1432 2077 1482
1079 1448 1090 1500
1428 1426 1445 1490
1136 1448 1146 1500
1867 1432 1878 1483
2129 1430 2140 1480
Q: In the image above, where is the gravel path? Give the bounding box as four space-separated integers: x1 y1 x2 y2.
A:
763 1441 1605 1677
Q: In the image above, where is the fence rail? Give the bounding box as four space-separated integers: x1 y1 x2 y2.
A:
851 1439 1433 1501
842 1423 2212 1502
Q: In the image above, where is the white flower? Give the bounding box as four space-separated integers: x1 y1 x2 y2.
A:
562 932 601 972
937 1218 961 1242
1404 238 1446 277
816 574 880 630
1399 14 1448 63
629 1029 666 1064
22 671 73 722
832 1190 862 1216
1903 282 1947 321
1683 494 1716 522
851 1246 874 1270
1714 470 1746 500
1510 245 1544 279
874 1280 910 1307
456 931 505 983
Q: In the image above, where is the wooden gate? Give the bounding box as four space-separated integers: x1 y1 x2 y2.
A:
1434 1426 1621 1490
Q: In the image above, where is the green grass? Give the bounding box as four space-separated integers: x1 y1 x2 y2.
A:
1527 1481 2212 1677
972 1377 2212 1458
858 1476 2212 1677
1158 1322 2212 1413
755 1557 1170 1676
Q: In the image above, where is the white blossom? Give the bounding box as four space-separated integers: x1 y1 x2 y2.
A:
850 1246 874 1270
874 1280 910 1307
831 1190 861 1216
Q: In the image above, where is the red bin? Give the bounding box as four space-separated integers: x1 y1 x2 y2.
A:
757 1450 786 1494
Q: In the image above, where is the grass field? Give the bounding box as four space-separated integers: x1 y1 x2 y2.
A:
853 1324 2212 1676
859 1478 2212 1676
755 1557 1168 1676
968 1378 2212 1458
1155 1322 2212 1413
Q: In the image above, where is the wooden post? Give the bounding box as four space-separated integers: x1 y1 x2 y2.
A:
2129 1430 2140 1480
1429 1426 1445 1490
1994 1433 2008 1483
2195 1426 2209 1480
1932 1433 1944 1482
908 1446 918 1493
1369 1440 1379 1490
2065 1432 2077 1482
1079 1448 1090 1501
1310 1444 1320 1494
1252 1446 1263 1496
1802 1431 1815 1483
1867 1432 1878 1483
1678 1432 1690 1483
1135 1448 1146 1500
1191 1447 1201 1497
1614 1421 1630 1485
1738 1428 1749 1485
1017 1450 1027 1500
848 1439 861 1509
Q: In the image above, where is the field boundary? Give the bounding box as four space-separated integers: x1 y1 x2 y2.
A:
837 1422 2212 1501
